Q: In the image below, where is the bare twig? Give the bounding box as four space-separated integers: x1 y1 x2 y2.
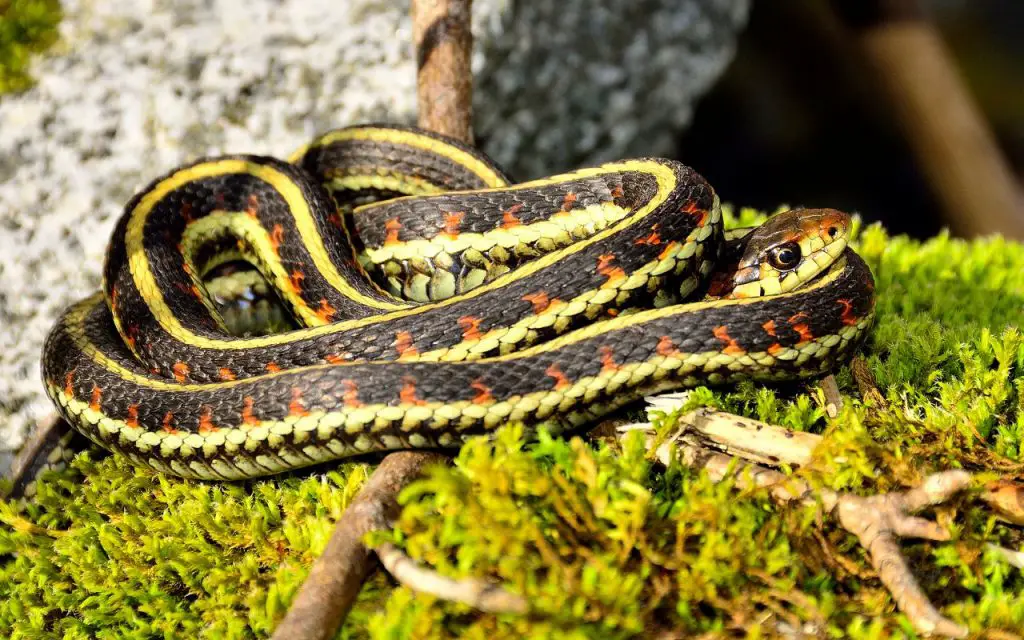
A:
830 0 1024 239
979 479 1024 526
684 408 823 466
412 0 474 142
988 544 1024 570
633 397 1019 635
832 471 971 638
639 398 825 467
376 542 528 614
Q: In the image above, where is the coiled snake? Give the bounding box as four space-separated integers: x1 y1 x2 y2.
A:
41 125 875 480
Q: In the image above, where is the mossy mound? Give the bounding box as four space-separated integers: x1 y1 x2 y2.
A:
2 211 1022 638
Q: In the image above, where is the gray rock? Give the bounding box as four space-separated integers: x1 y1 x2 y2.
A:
0 0 748 470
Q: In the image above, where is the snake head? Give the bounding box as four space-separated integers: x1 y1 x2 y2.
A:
712 208 850 299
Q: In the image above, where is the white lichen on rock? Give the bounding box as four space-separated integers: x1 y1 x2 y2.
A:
0 0 748 470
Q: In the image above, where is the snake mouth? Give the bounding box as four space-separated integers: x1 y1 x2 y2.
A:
710 208 852 301
802 249 850 288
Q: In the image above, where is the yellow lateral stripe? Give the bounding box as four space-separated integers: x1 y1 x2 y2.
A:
363 203 630 263
484 255 851 361
49 356 690 435
196 248 247 277
177 213 249 329
346 160 684 303
125 159 408 341
329 175 448 197
55 313 871 449
289 127 509 188
66 259 850 392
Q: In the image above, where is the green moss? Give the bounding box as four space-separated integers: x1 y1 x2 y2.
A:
0 0 62 94
2 212 1023 637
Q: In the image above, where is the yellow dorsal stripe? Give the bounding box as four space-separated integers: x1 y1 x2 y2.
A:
290 126 509 188
124 159 408 343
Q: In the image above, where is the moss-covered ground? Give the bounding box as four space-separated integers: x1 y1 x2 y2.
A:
0 0 62 94
2 210 1022 638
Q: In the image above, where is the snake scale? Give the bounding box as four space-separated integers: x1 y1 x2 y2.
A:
41 125 876 480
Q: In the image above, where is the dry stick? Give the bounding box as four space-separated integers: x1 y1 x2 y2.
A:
625 402 972 637
659 406 1024 557
849 358 1024 525
988 545 1024 571
630 406 824 468
979 479 1024 526
270 452 448 640
377 542 528 614
4 413 66 498
271 1 477 638
830 0 1024 239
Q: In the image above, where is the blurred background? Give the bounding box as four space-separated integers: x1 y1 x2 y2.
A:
677 0 1024 239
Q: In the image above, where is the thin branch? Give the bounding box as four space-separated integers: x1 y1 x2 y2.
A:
832 470 971 638
412 0 474 142
988 544 1024 571
634 401 825 467
979 479 1024 526
820 375 843 418
376 542 528 614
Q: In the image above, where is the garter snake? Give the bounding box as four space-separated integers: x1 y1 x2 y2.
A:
41 125 876 480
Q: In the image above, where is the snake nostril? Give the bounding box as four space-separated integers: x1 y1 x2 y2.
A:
827 226 838 238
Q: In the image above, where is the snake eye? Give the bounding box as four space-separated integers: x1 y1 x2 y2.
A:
767 242 802 270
